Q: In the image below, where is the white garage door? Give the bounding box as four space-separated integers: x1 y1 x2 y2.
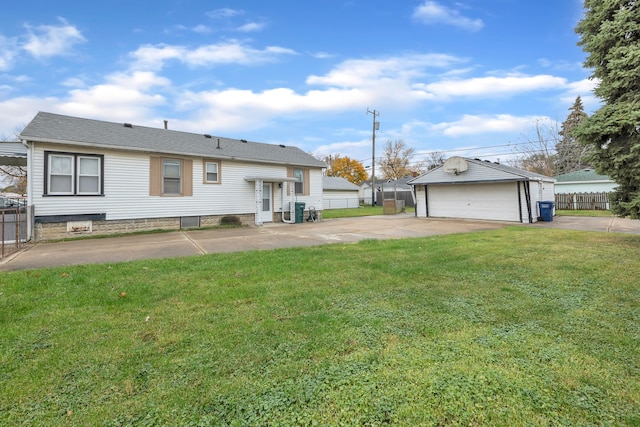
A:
428 182 520 221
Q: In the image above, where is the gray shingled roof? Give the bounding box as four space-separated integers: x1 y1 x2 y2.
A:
409 157 554 185
323 176 359 191
554 168 612 183
20 112 326 168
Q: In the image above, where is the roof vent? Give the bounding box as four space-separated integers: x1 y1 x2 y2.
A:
240 139 248 143
279 144 286 148
217 138 221 149
204 134 212 138
124 123 133 128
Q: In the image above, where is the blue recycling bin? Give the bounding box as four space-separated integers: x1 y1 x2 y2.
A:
537 201 554 222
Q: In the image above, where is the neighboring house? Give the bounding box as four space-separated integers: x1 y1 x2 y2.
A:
554 168 617 194
19 112 326 241
0 142 27 167
408 156 555 223
323 176 359 209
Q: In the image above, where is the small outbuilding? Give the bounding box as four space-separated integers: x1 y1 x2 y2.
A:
554 168 617 194
408 156 555 223
323 176 360 209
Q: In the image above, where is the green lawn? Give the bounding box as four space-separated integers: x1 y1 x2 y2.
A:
556 209 613 217
322 205 414 218
1 228 639 425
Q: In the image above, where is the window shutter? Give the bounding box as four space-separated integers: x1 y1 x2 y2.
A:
287 167 293 195
149 156 161 196
304 169 310 195
183 159 193 196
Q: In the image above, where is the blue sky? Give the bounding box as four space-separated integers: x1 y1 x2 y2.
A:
1 0 593 169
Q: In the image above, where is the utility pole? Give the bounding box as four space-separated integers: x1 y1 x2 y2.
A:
367 108 380 206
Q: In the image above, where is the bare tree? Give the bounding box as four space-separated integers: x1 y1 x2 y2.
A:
508 119 558 176
379 139 415 180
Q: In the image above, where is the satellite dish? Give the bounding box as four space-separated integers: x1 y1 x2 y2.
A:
442 156 468 175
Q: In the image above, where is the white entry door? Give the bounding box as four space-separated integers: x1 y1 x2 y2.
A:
262 183 273 222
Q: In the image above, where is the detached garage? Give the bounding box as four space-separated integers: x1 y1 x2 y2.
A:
408 157 555 223
323 176 360 209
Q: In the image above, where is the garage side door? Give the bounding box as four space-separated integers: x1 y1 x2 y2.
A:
428 182 520 221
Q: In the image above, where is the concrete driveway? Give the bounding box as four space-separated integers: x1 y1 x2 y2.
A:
1 214 638 271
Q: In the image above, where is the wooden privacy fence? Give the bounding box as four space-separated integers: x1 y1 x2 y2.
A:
555 192 610 210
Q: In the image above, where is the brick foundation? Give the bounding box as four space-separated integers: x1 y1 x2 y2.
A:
35 213 255 242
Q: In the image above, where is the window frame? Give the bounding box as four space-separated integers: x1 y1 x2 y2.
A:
293 168 304 195
162 158 182 195
45 151 104 196
203 159 221 184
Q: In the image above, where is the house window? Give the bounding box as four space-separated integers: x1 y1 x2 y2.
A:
204 160 220 183
78 156 101 194
287 167 310 195
293 168 304 194
149 156 193 197
46 152 103 195
163 159 182 194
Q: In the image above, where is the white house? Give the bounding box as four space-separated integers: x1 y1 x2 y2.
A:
554 168 617 194
408 157 555 223
323 176 359 209
19 112 326 241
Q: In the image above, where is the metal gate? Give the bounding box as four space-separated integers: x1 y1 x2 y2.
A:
1 206 31 259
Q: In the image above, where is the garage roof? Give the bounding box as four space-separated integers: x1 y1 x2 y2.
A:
323 176 359 191
409 157 554 185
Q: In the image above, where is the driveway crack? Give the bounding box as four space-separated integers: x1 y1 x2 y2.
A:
182 231 207 255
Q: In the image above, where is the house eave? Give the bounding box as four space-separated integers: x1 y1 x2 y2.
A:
22 136 325 169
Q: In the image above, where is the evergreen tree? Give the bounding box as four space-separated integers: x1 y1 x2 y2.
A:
556 96 591 175
574 0 640 218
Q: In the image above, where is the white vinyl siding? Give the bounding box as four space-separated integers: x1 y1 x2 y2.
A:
32 144 324 221
323 190 359 209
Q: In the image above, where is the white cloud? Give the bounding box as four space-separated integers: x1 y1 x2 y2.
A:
193 25 212 34
237 22 266 32
432 114 547 137
22 18 86 58
423 74 568 98
307 53 465 88
412 1 484 32
129 40 297 70
206 8 245 19
0 35 19 71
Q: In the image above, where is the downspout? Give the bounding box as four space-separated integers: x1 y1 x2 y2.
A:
517 181 523 223
281 182 295 223
524 181 533 223
411 186 417 217
424 185 429 217
21 139 33 241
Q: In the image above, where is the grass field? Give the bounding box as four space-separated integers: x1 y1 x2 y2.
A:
555 209 613 217
322 205 414 219
1 227 639 425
